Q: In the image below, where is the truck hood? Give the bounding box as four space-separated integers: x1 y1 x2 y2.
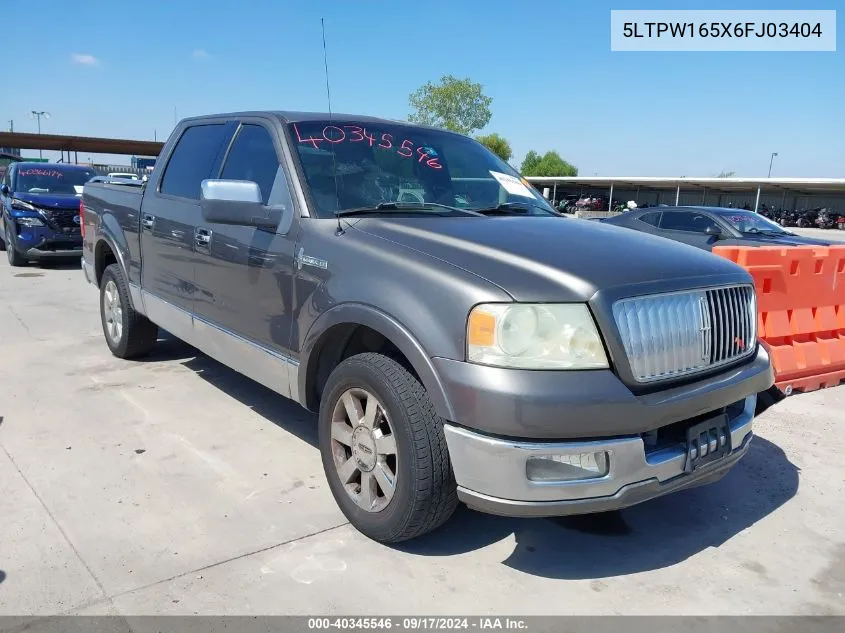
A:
351 216 749 302
11 192 81 211
733 233 832 247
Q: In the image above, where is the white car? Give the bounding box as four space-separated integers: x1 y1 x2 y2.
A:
107 172 139 180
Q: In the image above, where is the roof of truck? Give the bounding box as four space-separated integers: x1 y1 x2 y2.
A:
178 111 456 133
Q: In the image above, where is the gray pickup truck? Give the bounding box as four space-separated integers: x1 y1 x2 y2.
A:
82 111 775 542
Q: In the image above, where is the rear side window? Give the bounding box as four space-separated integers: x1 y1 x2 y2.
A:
638 211 661 226
160 124 227 199
220 124 280 204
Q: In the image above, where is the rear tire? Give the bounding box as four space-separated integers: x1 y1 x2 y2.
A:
100 263 158 359
319 352 458 543
5 222 27 267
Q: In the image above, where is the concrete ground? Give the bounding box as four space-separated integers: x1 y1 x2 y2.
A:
0 256 843 617
791 226 845 242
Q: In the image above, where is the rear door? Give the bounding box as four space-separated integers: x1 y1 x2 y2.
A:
139 121 234 338
192 119 299 363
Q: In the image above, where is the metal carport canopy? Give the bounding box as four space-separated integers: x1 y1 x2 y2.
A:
524 176 845 195
0 131 163 157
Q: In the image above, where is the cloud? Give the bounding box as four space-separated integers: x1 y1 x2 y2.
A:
192 48 210 60
72 53 98 66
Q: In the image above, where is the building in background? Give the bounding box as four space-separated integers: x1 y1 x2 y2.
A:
131 156 156 170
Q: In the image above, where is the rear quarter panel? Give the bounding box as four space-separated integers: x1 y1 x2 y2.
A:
83 183 144 285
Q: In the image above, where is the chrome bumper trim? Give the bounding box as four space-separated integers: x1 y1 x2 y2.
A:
82 258 95 285
444 395 755 509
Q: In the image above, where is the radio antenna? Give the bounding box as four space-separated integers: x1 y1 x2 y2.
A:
322 17 342 234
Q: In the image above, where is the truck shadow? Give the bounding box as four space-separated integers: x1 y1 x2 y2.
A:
397 434 799 579
172 342 319 449
36 259 83 271
145 336 799 579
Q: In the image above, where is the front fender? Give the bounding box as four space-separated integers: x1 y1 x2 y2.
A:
297 303 457 422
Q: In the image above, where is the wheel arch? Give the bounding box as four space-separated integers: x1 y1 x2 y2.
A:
297 303 457 422
93 220 137 310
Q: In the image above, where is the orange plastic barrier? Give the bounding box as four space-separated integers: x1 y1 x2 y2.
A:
713 245 845 393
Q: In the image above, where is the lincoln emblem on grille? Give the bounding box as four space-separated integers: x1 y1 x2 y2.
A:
698 296 712 362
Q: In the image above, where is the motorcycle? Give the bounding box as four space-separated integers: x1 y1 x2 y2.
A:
778 210 799 227
815 209 838 230
796 208 819 228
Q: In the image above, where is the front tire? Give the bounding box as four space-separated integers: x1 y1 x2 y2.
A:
5 222 27 266
319 352 458 543
100 263 159 359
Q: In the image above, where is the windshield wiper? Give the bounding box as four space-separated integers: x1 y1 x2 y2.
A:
335 201 481 218
745 229 788 236
471 201 558 216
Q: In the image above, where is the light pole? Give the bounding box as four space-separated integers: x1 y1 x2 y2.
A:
30 110 50 159
768 152 778 178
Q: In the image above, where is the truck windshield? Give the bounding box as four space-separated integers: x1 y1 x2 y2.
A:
287 121 557 219
15 167 97 194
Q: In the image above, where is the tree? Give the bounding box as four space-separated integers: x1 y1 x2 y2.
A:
716 170 736 178
408 75 492 136
475 133 512 162
520 150 542 175
520 150 577 177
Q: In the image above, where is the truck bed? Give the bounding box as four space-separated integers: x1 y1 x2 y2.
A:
82 180 146 287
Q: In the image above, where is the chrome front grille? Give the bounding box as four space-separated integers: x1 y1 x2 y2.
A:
613 285 756 383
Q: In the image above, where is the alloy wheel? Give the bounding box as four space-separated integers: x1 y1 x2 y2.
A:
329 388 398 513
103 280 123 344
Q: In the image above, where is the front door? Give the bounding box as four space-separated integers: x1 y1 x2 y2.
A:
139 122 234 339
192 120 300 398
657 210 723 250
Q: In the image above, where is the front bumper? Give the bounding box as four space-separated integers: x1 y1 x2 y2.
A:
445 395 755 517
432 346 773 439
11 224 82 260
25 246 82 259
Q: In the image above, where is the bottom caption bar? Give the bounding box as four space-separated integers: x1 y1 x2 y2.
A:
0 617 843 633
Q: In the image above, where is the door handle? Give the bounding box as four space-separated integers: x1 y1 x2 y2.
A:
141 214 155 231
195 227 212 247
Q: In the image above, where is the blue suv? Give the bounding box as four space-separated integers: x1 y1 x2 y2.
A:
1 162 96 266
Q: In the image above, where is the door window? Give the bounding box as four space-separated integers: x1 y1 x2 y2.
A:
637 211 661 226
160 124 228 200
220 124 282 204
659 211 718 233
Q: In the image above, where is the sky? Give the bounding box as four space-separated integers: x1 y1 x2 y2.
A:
3 0 843 177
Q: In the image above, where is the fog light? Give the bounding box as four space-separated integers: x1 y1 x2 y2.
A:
526 452 609 482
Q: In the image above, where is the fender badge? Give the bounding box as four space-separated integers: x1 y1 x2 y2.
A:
295 247 328 271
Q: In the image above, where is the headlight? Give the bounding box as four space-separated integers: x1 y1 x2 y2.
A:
10 198 37 212
467 303 608 369
16 216 45 227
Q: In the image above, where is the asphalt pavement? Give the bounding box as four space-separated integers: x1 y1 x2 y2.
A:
0 254 843 617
